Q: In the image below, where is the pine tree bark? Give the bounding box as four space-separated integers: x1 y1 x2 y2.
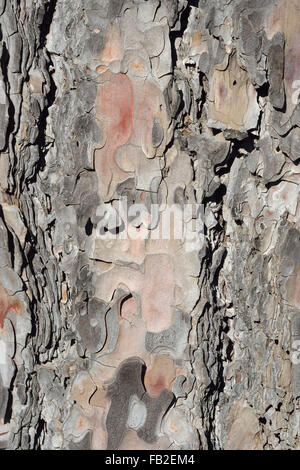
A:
0 0 299 450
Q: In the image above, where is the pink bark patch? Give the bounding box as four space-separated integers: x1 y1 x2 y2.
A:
144 356 176 397
95 71 133 200
141 254 174 332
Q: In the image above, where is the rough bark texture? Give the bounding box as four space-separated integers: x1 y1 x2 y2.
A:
0 0 300 450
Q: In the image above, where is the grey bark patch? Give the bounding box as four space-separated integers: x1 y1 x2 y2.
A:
77 298 109 355
69 431 92 450
268 33 285 110
0 375 8 420
145 310 191 358
108 0 124 18
137 389 174 444
152 117 164 148
106 357 145 450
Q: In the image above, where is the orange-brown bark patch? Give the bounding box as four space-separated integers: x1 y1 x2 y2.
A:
0 284 22 329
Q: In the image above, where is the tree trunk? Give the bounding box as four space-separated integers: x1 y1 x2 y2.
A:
0 0 299 450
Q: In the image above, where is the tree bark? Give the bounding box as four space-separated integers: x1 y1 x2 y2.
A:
0 0 299 450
